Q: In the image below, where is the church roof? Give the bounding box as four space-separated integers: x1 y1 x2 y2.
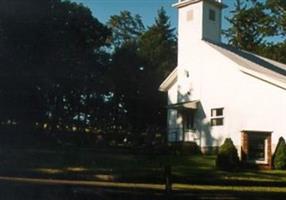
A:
205 40 286 90
159 41 286 92
159 68 177 92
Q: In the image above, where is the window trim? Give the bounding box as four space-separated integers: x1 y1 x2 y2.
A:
210 108 224 126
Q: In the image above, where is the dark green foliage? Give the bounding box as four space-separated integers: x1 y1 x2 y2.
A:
107 10 145 48
273 137 286 170
225 0 286 64
108 42 143 131
170 142 201 155
216 138 240 171
107 7 177 139
266 0 286 37
0 0 111 133
107 11 147 134
224 0 270 52
139 7 177 81
257 42 286 64
0 1 178 146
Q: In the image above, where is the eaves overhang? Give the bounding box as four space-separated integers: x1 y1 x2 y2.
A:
159 67 178 92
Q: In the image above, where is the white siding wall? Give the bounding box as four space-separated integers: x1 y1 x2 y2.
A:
177 2 203 67
236 70 286 152
177 1 222 103
184 41 286 154
168 0 286 154
167 81 178 105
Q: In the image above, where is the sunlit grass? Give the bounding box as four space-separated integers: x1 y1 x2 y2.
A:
34 168 63 174
65 167 88 172
174 184 286 193
94 174 116 181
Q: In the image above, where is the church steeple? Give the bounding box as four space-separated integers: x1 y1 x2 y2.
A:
174 0 226 43
173 0 226 66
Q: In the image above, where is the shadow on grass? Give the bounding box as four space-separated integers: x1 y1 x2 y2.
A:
2 148 286 188
0 181 165 200
1 181 286 200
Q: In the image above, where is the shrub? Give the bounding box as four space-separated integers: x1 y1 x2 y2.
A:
216 138 240 171
273 137 286 170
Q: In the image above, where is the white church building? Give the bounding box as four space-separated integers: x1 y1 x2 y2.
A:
159 0 286 169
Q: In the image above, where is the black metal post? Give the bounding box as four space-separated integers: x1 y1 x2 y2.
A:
164 165 172 194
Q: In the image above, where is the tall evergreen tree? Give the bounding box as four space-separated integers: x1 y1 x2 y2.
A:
107 11 145 49
249 0 286 63
139 7 177 83
224 0 270 52
266 0 286 37
137 7 177 135
107 8 177 143
273 137 286 169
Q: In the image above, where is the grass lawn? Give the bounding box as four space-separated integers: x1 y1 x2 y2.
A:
1 147 286 189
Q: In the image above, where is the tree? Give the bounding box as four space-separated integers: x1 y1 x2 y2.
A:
139 7 177 81
106 8 177 144
266 0 286 37
107 11 145 49
254 0 286 64
216 138 240 171
41 1 111 132
224 0 286 63
224 0 271 52
257 42 286 64
0 0 111 133
137 7 177 131
273 137 286 169
106 11 147 142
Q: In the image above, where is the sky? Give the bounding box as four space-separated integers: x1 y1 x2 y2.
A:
71 0 234 35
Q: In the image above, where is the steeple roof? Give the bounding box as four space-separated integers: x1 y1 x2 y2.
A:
172 0 227 9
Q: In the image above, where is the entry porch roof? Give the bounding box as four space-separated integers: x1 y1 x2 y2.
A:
167 100 199 110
